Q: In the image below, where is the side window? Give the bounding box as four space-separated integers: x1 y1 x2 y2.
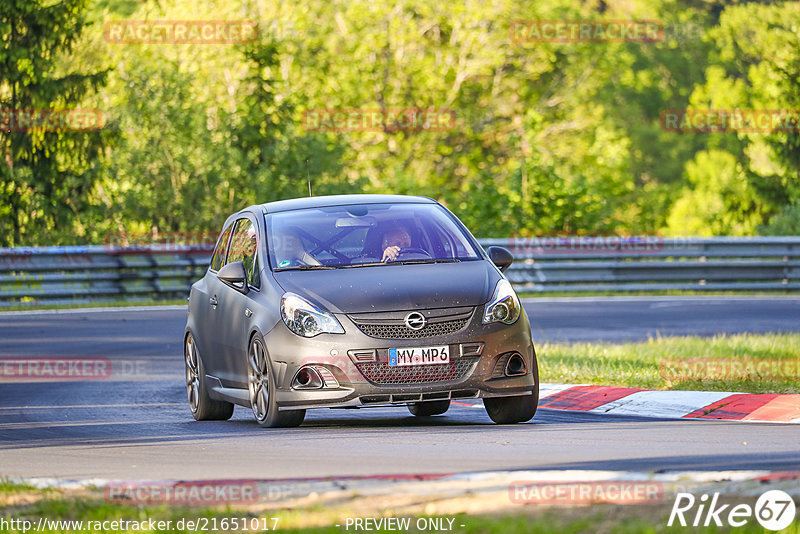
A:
210 225 233 271
250 254 261 289
227 218 260 288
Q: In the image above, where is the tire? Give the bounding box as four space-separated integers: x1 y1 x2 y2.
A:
185 332 234 421
408 399 451 417
485 361 540 424
484 348 540 424
248 334 305 428
484 392 538 424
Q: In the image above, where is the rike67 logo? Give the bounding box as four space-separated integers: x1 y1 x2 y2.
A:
668 490 796 531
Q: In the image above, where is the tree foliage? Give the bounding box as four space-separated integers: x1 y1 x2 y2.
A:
0 0 109 246
4 0 800 245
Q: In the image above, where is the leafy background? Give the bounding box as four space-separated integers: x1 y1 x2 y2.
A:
2 0 800 246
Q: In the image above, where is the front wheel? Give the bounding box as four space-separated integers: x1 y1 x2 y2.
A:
484 383 539 424
248 335 305 428
185 333 234 421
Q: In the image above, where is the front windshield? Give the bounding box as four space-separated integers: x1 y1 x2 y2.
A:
267 203 481 270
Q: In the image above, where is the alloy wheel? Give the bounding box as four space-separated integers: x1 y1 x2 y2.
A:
248 338 270 421
185 334 200 413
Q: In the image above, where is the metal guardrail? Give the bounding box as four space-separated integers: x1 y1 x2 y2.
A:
0 237 798 306
490 236 800 292
0 245 212 306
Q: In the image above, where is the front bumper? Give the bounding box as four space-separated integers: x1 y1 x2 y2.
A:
264 307 537 411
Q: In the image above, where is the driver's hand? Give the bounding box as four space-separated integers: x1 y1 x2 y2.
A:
382 245 401 262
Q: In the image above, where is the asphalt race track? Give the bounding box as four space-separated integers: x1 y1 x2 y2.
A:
527 296 800 343
1 297 799 481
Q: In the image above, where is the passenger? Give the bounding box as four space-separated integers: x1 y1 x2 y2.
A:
275 231 320 267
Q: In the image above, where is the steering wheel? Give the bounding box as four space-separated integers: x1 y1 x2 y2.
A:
395 247 432 259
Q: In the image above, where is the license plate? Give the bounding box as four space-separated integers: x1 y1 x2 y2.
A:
388 346 450 367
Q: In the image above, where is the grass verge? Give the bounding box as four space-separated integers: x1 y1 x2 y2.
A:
539 333 800 393
2 484 797 534
519 290 800 298
3 291 799 312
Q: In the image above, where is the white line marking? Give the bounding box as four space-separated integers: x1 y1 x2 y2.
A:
0 403 184 411
590 390 736 418
539 383 578 398
522 296 800 304
0 305 187 316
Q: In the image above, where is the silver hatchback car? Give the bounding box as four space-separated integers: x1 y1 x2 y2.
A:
184 195 538 427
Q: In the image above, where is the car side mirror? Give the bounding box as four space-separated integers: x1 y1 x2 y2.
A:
486 246 513 273
217 261 249 293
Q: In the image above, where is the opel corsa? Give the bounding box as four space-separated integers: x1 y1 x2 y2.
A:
184 195 539 427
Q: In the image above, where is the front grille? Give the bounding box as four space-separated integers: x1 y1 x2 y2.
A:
353 317 470 339
348 307 474 340
356 357 478 385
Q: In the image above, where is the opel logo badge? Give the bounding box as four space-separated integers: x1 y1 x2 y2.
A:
404 312 426 331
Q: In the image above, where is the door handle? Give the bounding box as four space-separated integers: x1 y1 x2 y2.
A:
209 295 218 306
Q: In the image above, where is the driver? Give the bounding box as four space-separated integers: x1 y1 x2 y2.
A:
381 226 412 262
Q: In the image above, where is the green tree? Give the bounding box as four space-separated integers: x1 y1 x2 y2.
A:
667 149 762 235
0 0 108 246
676 1 800 235
267 0 650 235
87 0 347 241
9 0 779 243
225 42 347 204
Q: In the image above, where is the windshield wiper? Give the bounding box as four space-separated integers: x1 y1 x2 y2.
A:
340 261 384 268
274 264 337 271
340 258 462 268
395 258 462 265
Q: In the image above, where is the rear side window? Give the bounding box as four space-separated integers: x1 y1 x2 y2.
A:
209 225 232 272
227 218 260 288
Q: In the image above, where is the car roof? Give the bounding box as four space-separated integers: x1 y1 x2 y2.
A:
255 194 437 214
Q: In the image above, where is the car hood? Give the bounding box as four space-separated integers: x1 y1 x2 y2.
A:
272 260 498 314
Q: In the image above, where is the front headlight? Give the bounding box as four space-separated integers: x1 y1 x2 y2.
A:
280 292 344 337
482 279 521 325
